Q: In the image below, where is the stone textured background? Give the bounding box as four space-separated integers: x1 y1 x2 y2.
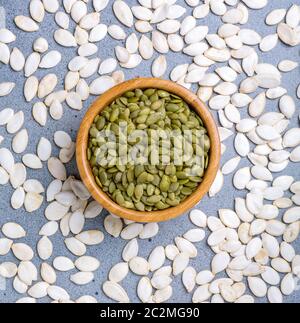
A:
0 0 299 303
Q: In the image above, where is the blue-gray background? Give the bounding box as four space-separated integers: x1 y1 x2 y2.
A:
0 0 299 303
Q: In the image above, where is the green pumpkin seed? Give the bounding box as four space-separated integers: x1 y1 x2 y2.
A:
166 198 180 207
109 182 116 194
127 183 135 197
146 113 161 125
89 127 99 138
99 172 108 185
181 187 192 195
157 90 170 98
147 196 162 204
179 179 190 185
125 91 135 98
160 175 170 192
151 100 163 110
144 89 156 97
154 201 166 209
135 202 145 211
147 184 155 196
134 184 144 200
137 172 153 184
95 176 102 188
115 192 125 205
123 201 135 209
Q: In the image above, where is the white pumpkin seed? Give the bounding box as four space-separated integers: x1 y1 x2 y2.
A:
182 267 196 293
280 242 295 262
70 272 94 285
28 282 49 299
55 11 69 29
165 245 180 261
234 133 250 157
89 24 107 42
113 0 134 27
271 258 291 273
278 60 298 72
286 4 300 28
173 252 189 276
18 261 37 285
12 129 28 155
102 281 129 303
0 262 18 278
122 238 139 262
125 33 138 55
212 252 230 274
183 228 205 243
281 273 295 296
13 276 28 294
0 28 16 43
129 257 150 276
192 284 211 303
2 222 26 239
277 23 300 46
157 20 181 34
248 277 267 298
121 223 144 240
65 237 86 256
139 35 154 60
266 9 286 25
11 188 25 209
12 243 34 261
6 110 24 134
196 270 214 285
148 246 166 272
137 277 152 303
152 55 167 78
9 163 26 189
151 4 169 24
37 236 53 260
47 286 70 301
175 237 197 258
0 108 14 126
54 29 77 47
14 16 39 32
260 34 278 52
40 50 62 69
90 76 115 95
39 221 58 237
108 262 128 282
76 230 104 246
22 154 42 169
80 13 100 30
290 146 300 162
209 170 224 197
233 167 251 190
185 26 209 44
0 238 13 256
48 157 67 181
139 222 159 239
0 42 10 64
33 37 48 53
153 286 173 303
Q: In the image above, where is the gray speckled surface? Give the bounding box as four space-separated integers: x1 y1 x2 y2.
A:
0 0 299 303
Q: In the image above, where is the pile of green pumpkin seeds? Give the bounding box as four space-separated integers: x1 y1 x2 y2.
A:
88 88 211 211
1 0 300 304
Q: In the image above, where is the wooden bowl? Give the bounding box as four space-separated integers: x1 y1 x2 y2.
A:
76 78 220 223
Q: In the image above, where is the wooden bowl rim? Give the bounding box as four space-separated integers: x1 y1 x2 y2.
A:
76 78 221 223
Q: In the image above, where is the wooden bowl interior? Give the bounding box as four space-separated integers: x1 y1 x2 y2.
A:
76 78 221 223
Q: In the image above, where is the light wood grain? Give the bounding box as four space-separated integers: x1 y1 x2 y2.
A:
76 78 221 223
